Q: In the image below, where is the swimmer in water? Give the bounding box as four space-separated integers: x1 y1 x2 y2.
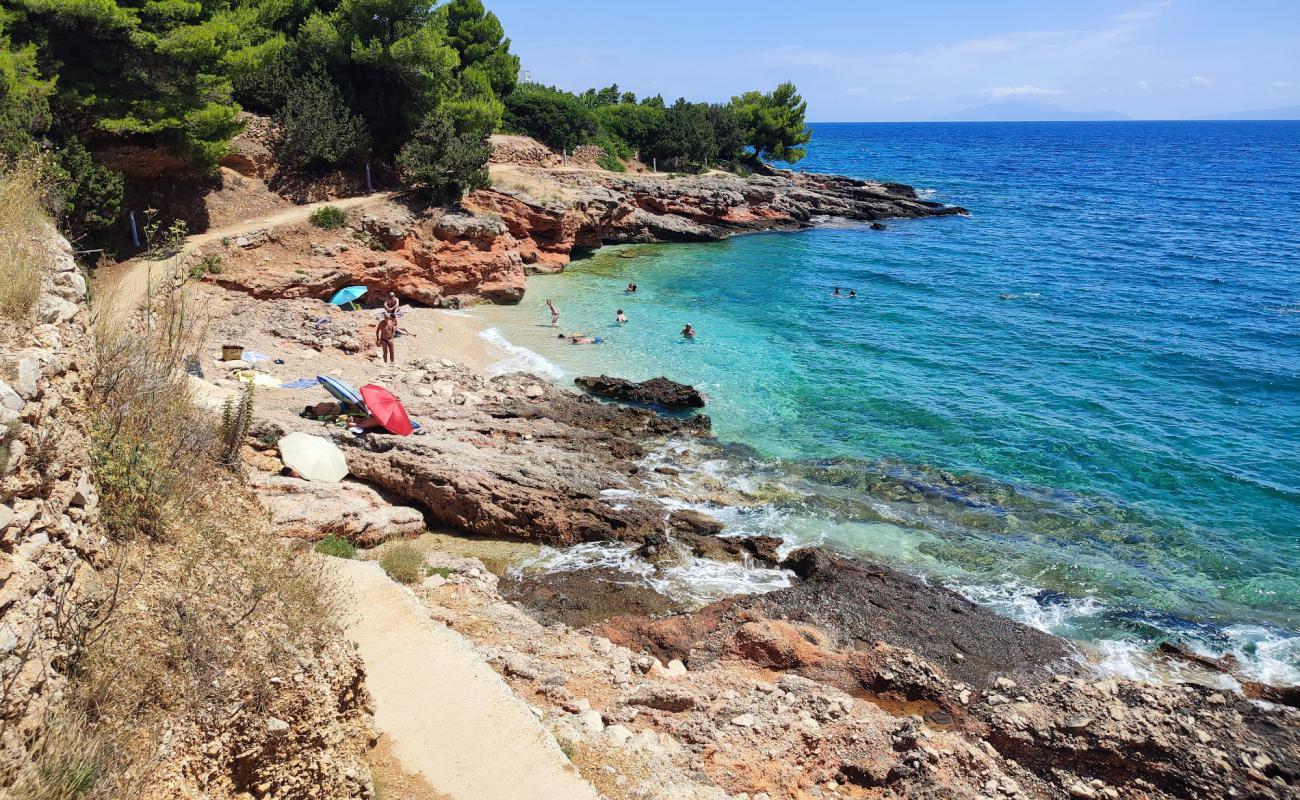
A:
832 287 841 297
848 289 857 299
546 298 559 326
617 308 627 323
625 283 637 293
681 324 695 338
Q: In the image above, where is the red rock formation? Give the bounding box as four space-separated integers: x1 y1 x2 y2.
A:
207 160 965 307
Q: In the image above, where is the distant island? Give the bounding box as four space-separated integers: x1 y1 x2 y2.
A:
1194 104 1300 120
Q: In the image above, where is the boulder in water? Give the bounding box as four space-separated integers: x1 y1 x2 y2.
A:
574 375 705 410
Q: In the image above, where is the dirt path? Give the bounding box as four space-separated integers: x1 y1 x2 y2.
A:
331 558 600 800
96 192 399 316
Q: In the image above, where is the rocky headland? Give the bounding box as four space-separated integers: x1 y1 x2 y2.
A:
200 134 966 309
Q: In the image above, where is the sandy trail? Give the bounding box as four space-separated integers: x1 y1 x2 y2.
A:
97 192 399 317
332 558 599 800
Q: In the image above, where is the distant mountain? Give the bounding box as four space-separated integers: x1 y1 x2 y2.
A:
1194 105 1300 121
942 101 1131 122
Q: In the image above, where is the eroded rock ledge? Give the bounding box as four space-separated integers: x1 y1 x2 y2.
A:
208 156 967 308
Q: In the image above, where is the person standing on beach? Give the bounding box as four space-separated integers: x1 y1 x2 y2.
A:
375 315 397 363
617 308 627 323
547 299 559 327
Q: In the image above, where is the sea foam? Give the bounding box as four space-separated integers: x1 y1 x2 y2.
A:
479 326 564 380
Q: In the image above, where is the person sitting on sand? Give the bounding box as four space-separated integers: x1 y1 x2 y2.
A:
546 299 559 327
617 308 627 323
384 292 400 318
682 324 696 338
375 315 397 363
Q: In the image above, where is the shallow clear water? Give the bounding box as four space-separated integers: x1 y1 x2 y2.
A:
473 121 1300 684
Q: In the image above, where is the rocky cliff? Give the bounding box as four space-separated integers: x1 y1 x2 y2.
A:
0 226 103 775
204 138 966 308
0 226 373 797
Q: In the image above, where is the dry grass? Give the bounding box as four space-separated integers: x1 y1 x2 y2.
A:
378 543 425 584
486 166 569 205
12 282 348 797
0 162 54 321
88 286 214 541
3 706 112 800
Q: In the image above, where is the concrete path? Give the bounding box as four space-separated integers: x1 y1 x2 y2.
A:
331 559 600 800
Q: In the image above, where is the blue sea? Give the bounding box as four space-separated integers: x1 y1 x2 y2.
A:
473 121 1300 685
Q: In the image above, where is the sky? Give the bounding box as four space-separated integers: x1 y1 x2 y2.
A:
484 0 1300 121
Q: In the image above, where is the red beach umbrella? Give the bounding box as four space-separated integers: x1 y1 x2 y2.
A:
359 384 414 436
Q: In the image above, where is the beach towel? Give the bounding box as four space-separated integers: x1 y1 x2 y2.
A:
244 350 271 364
281 377 318 390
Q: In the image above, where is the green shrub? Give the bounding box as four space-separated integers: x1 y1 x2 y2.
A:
275 73 371 169
187 253 222 280
309 206 346 229
426 565 451 578
595 151 624 172
379 543 424 584
396 109 490 204
503 83 597 151
315 536 357 560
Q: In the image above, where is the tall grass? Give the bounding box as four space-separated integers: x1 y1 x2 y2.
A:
0 162 54 321
89 287 213 541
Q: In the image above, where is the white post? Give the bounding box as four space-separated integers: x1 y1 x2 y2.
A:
129 210 140 247
652 157 657 173
365 162 373 192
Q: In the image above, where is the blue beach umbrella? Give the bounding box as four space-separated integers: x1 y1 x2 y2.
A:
317 375 368 414
328 285 367 307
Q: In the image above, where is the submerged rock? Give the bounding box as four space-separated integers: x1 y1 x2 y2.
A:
575 375 706 410
501 567 685 628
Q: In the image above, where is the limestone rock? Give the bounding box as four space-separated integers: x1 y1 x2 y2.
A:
35 295 79 324
574 375 706 410
0 380 22 413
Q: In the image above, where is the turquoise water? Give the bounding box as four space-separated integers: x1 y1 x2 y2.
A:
473 122 1300 683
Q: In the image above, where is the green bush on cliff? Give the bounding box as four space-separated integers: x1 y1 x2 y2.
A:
397 110 491 204
504 83 598 151
276 73 372 169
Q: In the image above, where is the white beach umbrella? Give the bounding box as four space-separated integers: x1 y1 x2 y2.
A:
279 432 348 483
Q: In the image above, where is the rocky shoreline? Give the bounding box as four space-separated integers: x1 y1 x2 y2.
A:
160 133 1299 796
202 136 967 309
218 312 1300 797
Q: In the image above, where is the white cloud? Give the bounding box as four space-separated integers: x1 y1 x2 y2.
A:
1273 80 1298 90
1135 80 1151 92
1177 75 1216 88
987 85 1065 100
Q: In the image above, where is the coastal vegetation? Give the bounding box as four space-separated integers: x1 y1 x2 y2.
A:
0 0 809 255
503 80 810 170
